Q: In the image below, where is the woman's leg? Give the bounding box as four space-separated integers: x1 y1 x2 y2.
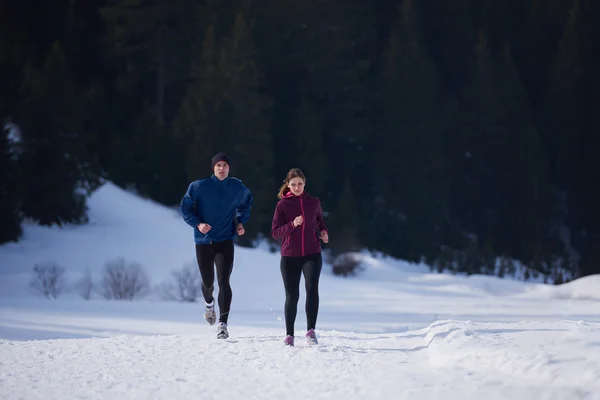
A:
302 253 323 331
280 256 303 336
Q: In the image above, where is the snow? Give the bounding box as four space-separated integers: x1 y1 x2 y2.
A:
5 122 22 145
4 122 24 160
1 181 600 399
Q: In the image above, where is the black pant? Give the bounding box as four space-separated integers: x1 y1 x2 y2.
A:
195 240 234 324
280 253 323 336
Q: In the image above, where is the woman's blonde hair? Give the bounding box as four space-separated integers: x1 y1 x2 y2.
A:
277 168 306 199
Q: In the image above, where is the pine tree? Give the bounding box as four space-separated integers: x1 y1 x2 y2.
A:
173 22 222 184
555 0 600 277
541 0 583 191
535 0 586 277
100 0 202 202
220 11 274 245
524 0 573 109
497 42 552 269
100 0 200 125
0 123 23 243
457 32 551 272
174 10 274 244
16 41 101 226
455 31 505 267
372 0 452 261
328 176 360 256
289 0 379 200
418 0 476 92
280 97 328 198
0 1 23 243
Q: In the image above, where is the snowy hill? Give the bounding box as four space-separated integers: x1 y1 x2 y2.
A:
1 181 600 399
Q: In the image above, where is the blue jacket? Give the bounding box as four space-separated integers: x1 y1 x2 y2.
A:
180 175 253 244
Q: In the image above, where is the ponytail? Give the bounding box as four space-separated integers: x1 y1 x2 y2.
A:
277 182 289 199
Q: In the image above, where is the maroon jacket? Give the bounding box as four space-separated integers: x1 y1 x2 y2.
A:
271 191 328 257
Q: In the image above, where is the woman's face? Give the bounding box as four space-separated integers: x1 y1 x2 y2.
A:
288 177 305 196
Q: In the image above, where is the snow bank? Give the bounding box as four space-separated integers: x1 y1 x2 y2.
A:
422 320 600 391
520 274 600 302
3 320 600 400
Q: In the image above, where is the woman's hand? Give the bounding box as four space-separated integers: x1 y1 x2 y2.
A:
320 230 329 243
293 215 303 227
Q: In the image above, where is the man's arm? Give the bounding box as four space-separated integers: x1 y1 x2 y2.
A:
236 183 253 225
180 182 201 228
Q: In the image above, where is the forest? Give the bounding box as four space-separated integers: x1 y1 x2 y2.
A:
2 0 599 281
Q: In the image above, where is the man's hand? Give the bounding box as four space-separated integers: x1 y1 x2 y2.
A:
237 223 245 236
320 230 329 243
197 223 212 234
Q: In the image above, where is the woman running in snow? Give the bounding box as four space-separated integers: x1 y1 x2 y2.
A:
271 168 329 346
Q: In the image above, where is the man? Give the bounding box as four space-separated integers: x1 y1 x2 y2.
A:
180 152 253 339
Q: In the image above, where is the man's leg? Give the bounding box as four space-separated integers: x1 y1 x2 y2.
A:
302 253 323 332
195 244 216 324
214 240 234 324
280 256 303 337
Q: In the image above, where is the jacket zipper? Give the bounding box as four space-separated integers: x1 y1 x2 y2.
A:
300 195 305 256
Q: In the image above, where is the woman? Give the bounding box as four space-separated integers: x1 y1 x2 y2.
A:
271 168 329 346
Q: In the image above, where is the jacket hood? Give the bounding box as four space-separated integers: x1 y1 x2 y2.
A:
282 190 307 199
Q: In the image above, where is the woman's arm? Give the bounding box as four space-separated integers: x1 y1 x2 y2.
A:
271 202 296 239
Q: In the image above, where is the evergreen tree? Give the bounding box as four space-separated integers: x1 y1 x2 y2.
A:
457 32 551 272
174 10 274 244
16 41 101 226
280 97 328 198
288 0 379 203
0 2 24 243
496 42 553 270
173 22 221 184
3 0 600 282
219 10 274 245
558 0 600 276
541 0 582 191
99 0 201 201
0 122 23 243
100 0 200 125
524 0 573 109
535 0 584 275
372 0 452 261
418 0 476 92
456 31 506 266
328 176 360 256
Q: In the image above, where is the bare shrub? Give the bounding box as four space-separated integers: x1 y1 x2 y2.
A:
331 253 364 277
159 264 201 302
157 281 177 301
77 269 94 300
100 258 151 300
30 263 66 299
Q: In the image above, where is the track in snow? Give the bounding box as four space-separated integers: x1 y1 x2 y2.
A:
2 320 599 400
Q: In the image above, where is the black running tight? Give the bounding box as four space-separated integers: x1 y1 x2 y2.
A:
195 240 234 324
280 253 323 336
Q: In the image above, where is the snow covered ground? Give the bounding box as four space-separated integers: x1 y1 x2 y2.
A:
1 182 599 399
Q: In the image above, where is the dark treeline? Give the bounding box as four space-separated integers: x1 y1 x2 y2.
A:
2 0 600 282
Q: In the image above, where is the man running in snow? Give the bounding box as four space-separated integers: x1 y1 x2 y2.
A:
180 152 253 339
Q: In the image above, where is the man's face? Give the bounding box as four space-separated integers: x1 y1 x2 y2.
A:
214 161 230 180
